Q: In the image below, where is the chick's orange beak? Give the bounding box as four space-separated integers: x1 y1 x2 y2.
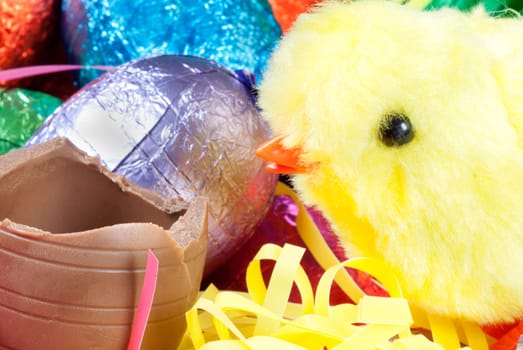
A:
256 135 315 174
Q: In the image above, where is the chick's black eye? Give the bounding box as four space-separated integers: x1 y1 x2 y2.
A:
378 112 414 147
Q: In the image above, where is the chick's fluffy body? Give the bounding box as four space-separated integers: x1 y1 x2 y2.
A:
259 0 523 324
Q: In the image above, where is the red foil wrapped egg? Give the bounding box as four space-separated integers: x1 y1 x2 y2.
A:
0 0 59 72
268 0 324 33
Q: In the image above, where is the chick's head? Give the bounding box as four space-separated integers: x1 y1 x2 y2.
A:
259 0 523 323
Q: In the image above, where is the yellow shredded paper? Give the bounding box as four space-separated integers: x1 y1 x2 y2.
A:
177 183 492 350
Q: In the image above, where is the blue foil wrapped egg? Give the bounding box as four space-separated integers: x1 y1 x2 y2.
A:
27 55 278 274
61 0 281 85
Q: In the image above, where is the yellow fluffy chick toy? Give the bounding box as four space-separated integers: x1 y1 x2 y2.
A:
256 0 523 327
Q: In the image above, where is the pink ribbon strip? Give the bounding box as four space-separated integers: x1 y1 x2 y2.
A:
0 64 114 83
127 250 160 350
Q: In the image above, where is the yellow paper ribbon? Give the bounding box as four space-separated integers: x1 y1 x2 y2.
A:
178 183 492 350
274 182 492 350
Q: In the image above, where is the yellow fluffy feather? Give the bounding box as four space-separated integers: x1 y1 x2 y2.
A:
258 0 523 325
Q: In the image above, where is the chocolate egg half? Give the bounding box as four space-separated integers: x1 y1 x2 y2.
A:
0 138 207 349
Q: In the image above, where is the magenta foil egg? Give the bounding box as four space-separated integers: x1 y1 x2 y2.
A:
27 55 278 274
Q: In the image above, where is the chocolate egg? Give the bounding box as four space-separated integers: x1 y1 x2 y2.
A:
27 55 278 274
61 0 281 85
0 138 207 349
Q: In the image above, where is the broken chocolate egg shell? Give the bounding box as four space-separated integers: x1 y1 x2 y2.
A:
0 138 208 350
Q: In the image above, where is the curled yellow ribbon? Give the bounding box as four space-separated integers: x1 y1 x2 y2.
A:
178 183 492 350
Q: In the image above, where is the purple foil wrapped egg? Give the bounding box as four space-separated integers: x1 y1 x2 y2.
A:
27 55 278 274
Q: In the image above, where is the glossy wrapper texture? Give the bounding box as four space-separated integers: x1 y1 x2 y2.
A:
268 0 323 32
28 55 278 274
0 0 59 72
0 89 61 155
425 0 523 13
61 0 281 85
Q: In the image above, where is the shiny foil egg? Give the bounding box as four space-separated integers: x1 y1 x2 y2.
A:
0 0 58 72
0 88 61 155
61 0 281 85
268 0 324 33
27 55 278 274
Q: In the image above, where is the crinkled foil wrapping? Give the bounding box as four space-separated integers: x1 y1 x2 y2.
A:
0 89 61 155
28 55 278 274
268 0 324 32
0 0 58 71
61 0 281 85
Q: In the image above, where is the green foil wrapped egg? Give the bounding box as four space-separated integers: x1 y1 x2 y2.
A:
0 89 61 154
